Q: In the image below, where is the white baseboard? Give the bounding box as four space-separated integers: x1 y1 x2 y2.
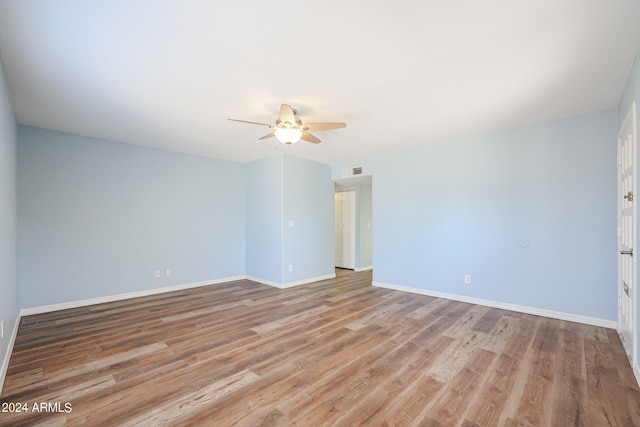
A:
22 272 338 316
246 276 282 288
372 281 617 329
20 275 247 316
282 273 336 289
248 273 336 289
0 313 21 395
355 265 373 272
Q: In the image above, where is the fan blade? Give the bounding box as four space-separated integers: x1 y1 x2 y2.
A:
258 132 275 140
279 104 296 126
301 132 321 144
303 123 347 132
228 118 272 127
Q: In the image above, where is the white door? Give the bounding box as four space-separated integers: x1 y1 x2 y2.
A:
335 191 356 269
619 102 637 359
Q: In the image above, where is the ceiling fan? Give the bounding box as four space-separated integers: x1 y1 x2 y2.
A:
228 104 346 145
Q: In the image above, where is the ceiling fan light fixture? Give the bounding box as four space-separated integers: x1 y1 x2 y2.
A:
274 128 302 145
229 103 346 145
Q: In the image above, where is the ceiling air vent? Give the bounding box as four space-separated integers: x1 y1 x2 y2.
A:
342 165 364 178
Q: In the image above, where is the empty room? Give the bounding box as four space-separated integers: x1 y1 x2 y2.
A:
2 1 640 425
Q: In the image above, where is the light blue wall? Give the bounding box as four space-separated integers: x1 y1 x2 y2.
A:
246 153 334 285
18 126 246 308
282 155 334 282
0 61 18 384
18 133 334 305
333 109 618 321
246 154 283 284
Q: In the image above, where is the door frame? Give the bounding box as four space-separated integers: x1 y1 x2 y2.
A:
618 101 637 369
335 190 357 269
334 175 373 272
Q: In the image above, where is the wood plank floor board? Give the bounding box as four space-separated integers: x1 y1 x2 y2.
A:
547 328 589 427
2 269 639 426
275 326 405 421
376 374 446 426
425 349 497 426
327 321 439 414
584 335 640 427
463 352 520 426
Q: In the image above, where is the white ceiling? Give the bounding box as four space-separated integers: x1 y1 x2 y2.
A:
1 1 639 165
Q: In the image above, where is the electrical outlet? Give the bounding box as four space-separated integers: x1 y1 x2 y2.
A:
464 275 471 284
154 270 161 278
289 264 294 272
166 269 172 277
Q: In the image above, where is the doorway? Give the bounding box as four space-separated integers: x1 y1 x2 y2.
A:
335 191 356 269
334 175 373 271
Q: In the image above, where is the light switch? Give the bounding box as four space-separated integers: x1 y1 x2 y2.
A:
288 220 295 228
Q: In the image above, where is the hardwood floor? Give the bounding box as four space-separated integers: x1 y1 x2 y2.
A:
2 269 640 426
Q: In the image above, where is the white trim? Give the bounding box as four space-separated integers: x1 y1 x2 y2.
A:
20 276 246 316
355 265 373 272
246 275 282 289
282 273 336 289
248 273 336 289
279 154 285 282
0 313 21 395
617 101 638 369
372 281 617 329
